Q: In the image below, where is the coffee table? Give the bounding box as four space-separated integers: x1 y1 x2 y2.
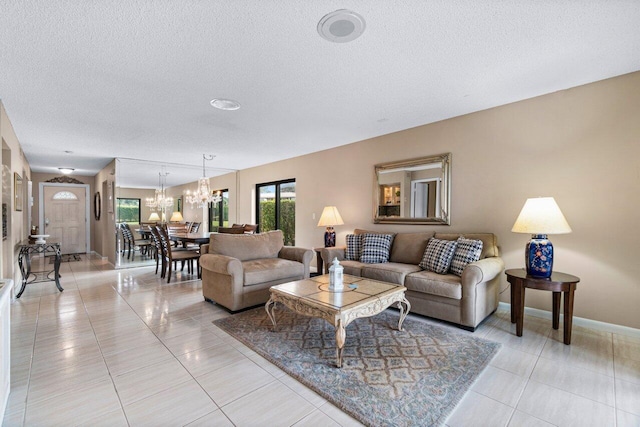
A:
265 274 411 368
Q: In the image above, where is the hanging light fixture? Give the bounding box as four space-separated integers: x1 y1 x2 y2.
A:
145 172 174 213
185 154 222 208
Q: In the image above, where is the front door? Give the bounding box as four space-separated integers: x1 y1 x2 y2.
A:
43 186 87 254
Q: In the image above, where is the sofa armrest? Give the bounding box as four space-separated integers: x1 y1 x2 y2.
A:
200 244 209 254
200 253 243 278
279 247 314 278
320 246 346 273
461 257 505 287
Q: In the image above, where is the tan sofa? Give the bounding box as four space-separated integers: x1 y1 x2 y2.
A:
321 230 504 331
200 230 313 312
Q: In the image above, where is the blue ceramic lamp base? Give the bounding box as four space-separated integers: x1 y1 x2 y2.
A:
525 234 554 279
324 228 336 247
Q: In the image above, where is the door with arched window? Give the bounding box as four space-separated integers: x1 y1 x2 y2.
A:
43 186 87 254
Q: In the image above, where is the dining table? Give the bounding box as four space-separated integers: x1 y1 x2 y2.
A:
169 231 213 248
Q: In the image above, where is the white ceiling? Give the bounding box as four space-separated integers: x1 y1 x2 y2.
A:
1 1 639 187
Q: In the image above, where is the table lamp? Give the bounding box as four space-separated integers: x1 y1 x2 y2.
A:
170 211 184 223
511 197 572 278
317 206 344 247
148 212 160 222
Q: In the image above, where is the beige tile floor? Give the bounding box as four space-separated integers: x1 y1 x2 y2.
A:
3 254 640 426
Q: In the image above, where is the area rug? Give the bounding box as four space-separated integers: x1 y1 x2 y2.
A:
213 307 501 427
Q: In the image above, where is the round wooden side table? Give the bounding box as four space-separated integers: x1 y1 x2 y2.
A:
505 268 580 345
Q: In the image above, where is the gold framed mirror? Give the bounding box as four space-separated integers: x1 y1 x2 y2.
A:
374 153 451 225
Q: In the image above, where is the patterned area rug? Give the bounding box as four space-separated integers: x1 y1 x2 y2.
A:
214 307 500 427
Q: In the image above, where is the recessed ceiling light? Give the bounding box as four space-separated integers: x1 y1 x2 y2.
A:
64 150 73 154
318 9 366 43
59 168 74 174
210 99 241 111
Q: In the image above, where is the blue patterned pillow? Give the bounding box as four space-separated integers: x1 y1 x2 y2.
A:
345 234 363 261
360 233 393 264
419 238 458 274
449 237 483 276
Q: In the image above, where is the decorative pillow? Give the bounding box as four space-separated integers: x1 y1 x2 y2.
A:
419 238 458 274
345 234 363 261
449 237 484 276
360 233 393 264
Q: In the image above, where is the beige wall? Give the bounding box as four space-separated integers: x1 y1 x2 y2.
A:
93 161 116 265
217 71 640 329
0 101 31 283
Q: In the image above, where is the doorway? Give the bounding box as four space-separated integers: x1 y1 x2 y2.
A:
411 178 440 218
39 183 90 255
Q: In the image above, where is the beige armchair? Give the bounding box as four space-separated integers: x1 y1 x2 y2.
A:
200 230 313 312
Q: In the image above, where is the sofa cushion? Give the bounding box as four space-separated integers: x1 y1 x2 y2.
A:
340 260 366 276
405 271 462 300
419 238 458 274
389 232 433 265
361 263 422 285
360 233 393 264
449 237 483 276
434 233 498 259
345 234 363 261
243 258 304 286
209 230 283 261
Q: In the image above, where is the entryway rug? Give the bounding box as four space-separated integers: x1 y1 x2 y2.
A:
49 254 82 263
213 307 501 427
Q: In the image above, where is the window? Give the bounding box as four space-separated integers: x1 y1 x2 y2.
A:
208 189 229 231
116 198 141 224
52 191 79 200
256 179 295 245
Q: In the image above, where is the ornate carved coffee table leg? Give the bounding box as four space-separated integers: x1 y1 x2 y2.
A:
396 297 411 331
335 318 346 368
265 297 277 330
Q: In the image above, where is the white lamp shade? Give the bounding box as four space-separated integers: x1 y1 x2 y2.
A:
317 206 344 227
170 211 184 222
511 197 572 234
148 212 161 221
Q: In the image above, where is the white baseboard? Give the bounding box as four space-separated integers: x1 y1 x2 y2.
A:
498 302 640 339
90 250 108 260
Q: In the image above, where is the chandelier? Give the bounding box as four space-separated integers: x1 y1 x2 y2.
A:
186 154 222 208
145 172 174 211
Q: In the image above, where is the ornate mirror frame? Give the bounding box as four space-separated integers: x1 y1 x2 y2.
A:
373 153 451 225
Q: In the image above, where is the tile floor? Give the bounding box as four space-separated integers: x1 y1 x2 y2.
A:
2 254 640 426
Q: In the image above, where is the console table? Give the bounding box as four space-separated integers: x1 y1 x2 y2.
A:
16 240 63 298
505 268 580 345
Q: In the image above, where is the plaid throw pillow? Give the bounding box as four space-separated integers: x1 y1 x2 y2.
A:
360 233 393 264
449 237 483 276
419 238 458 274
345 234 363 261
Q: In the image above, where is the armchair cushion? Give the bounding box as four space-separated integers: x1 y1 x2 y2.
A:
243 258 305 286
209 230 283 261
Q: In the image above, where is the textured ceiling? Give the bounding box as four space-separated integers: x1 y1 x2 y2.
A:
1 1 639 187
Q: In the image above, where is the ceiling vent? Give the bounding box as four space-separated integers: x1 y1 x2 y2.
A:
317 9 366 43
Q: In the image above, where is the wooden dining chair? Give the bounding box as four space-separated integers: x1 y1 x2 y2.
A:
121 223 152 261
149 226 165 275
156 226 200 283
218 227 246 234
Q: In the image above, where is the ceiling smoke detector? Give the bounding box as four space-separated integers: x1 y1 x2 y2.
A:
318 9 366 43
210 99 241 111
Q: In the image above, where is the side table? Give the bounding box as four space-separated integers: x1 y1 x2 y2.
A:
16 240 64 298
505 268 580 345
313 248 325 276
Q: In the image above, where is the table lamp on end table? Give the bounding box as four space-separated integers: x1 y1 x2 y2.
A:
511 197 572 278
317 206 344 247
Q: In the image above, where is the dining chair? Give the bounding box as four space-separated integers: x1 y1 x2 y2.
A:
189 222 201 233
121 223 152 261
218 227 246 234
149 226 165 275
156 226 201 283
